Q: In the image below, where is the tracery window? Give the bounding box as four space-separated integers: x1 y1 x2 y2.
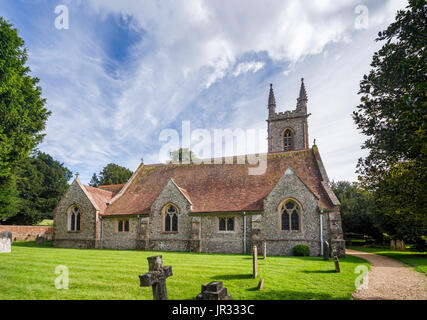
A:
279 199 301 231
68 206 81 232
164 204 178 232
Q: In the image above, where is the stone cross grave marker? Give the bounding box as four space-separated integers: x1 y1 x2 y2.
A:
139 255 172 300
253 245 258 278
196 281 232 300
331 244 340 273
323 240 330 261
0 231 12 253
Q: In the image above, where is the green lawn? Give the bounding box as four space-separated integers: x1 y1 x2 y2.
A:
349 246 427 275
35 219 54 226
0 242 369 300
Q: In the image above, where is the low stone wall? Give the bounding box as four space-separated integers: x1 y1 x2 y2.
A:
0 225 53 242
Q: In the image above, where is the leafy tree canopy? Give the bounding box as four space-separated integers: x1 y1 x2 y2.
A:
2 151 72 225
0 18 50 174
331 181 380 240
352 1 426 241
168 148 199 163
0 18 50 220
90 163 132 187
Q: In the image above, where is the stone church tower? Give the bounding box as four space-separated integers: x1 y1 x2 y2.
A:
267 78 310 152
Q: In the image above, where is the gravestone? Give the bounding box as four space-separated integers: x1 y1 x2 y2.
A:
0 232 12 253
139 255 172 300
390 240 396 250
396 240 402 251
323 241 330 261
263 241 267 259
400 240 406 251
332 244 340 273
196 281 232 300
36 234 45 245
257 278 264 290
252 245 258 278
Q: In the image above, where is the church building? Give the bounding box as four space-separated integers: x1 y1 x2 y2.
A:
52 79 345 257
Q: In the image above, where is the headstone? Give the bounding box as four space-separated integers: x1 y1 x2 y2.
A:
36 234 45 244
323 240 329 261
0 232 12 253
196 281 232 300
257 278 264 290
263 241 267 259
252 245 258 278
390 240 396 250
400 240 406 251
139 255 172 300
332 244 340 273
395 240 401 251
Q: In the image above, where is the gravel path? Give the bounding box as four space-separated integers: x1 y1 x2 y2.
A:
347 249 427 300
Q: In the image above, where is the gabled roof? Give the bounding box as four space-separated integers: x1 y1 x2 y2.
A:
103 147 338 216
97 184 125 195
73 180 114 214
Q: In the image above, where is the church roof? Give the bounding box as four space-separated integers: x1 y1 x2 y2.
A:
97 184 125 195
102 147 339 216
82 185 114 214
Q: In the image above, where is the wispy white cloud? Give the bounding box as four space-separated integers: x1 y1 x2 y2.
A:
232 61 265 77
2 0 408 183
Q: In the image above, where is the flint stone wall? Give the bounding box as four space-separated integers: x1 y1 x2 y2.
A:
52 180 98 248
262 167 326 256
268 117 308 152
102 217 139 249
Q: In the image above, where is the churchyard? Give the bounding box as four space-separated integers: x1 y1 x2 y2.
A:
348 246 427 275
0 241 369 300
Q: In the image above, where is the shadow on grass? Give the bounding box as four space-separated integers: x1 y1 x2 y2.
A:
12 241 52 248
210 274 253 280
301 270 337 274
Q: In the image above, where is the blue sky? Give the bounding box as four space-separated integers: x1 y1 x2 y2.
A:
0 0 407 184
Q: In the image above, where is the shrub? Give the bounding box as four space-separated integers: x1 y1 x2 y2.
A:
293 244 310 256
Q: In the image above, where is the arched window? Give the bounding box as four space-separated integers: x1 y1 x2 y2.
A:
279 199 301 231
68 206 81 232
163 204 178 232
281 211 290 231
283 129 293 151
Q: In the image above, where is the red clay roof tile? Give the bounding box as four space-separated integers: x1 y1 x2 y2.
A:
102 148 338 216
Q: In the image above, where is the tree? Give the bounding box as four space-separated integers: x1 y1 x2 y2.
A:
4 151 72 225
90 163 132 187
352 1 426 241
89 173 100 187
168 148 199 163
331 181 380 240
0 18 50 220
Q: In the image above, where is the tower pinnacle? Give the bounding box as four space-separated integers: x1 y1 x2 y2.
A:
298 78 307 101
268 83 276 106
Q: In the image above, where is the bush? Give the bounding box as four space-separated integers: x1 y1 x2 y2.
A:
415 237 426 252
293 244 310 256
